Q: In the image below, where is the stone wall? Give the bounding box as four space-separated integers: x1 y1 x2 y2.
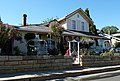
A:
0 56 72 74
80 56 120 67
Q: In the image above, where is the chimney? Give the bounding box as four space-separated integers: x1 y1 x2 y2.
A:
22 14 27 26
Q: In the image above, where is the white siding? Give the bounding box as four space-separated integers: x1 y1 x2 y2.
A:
66 13 89 32
67 19 71 30
98 39 105 49
62 23 67 29
84 22 89 32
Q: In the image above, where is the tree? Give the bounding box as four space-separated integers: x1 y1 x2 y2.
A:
89 24 99 46
0 23 17 54
101 26 119 34
24 33 35 41
114 42 120 48
89 24 97 35
42 17 59 24
85 8 90 18
85 8 98 46
80 36 94 49
49 19 64 55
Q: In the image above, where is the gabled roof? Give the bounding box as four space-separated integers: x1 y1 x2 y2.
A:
58 8 94 25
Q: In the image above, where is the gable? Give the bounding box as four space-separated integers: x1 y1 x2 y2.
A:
68 13 87 22
66 8 93 25
59 8 94 25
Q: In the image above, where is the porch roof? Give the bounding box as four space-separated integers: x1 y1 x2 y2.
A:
17 25 108 39
64 30 109 39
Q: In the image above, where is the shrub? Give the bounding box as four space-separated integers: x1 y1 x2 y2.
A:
100 51 114 56
87 50 96 56
48 48 58 56
114 42 120 48
80 49 96 56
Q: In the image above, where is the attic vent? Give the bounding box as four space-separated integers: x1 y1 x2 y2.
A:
77 14 79 18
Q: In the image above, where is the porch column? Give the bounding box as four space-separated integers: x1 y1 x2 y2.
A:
68 41 71 56
78 42 80 64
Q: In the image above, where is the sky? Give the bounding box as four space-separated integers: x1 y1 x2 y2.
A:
0 0 120 29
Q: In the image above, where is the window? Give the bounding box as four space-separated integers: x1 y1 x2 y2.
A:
77 14 79 18
72 20 76 30
81 22 84 31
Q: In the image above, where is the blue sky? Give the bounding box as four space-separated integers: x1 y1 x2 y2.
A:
0 0 120 29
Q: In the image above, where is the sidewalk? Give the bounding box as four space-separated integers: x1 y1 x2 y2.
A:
0 65 120 81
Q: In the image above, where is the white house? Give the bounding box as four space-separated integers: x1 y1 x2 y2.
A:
13 8 107 55
59 8 92 32
58 8 108 51
112 33 120 46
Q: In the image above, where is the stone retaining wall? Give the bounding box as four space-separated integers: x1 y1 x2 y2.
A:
0 56 72 74
80 56 120 67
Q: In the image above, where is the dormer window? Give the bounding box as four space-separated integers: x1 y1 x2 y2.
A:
72 20 76 30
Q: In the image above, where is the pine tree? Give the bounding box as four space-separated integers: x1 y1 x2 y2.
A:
85 8 91 18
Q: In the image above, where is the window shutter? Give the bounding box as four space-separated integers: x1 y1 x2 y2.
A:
67 19 71 30
81 22 84 31
85 22 89 32
77 20 81 31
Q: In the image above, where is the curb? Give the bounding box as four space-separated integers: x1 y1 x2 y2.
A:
1 65 120 81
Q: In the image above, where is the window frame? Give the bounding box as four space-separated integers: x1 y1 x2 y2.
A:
81 22 84 31
71 20 76 30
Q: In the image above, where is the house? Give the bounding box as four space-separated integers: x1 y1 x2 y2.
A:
104 33 120 48
111 33 120 46
13 8 107 55
58 8 109 54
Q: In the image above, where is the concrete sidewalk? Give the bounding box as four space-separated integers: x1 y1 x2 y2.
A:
0 65 120 81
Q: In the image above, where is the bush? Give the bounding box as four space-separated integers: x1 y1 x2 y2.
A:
48 48 58 56
87 50 96 56
114 42 120 48
100 51 114 56
80 49 96 56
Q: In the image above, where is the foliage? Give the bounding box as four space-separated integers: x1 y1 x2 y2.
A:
27 46 37 55
0 23 21 54
14 46 22 55
49 20 64 55
89 24 99 46
101 26 119 34
100 51 114 56
48 48 58 56
89 24 98 35
0 23 17 48
49 20 64 42
86 49 96 56
84 8 91 18
114 42 120 48
80 49 96 56
42 17 59 24
80 36 94 49
24 33 35 41
14 32 22 41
